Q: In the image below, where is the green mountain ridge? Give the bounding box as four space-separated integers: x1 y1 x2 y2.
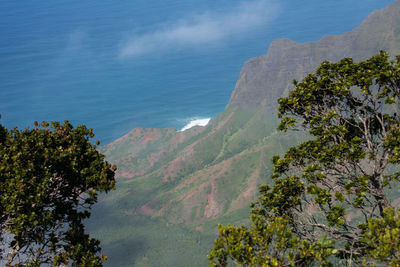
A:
91 1 400 265
229 0 400 110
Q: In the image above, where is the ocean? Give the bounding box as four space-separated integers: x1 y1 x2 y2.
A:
0 0 394 144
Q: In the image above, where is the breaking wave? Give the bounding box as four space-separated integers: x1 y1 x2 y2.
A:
180 118 210 131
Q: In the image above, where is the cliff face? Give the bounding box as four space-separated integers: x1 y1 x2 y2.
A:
100 0 400 227
92 2 400 265
228 0 400 110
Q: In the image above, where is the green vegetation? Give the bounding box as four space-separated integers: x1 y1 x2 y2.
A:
209 52 400 266
88 201 215 267
84 3 400 265
0 121 116 266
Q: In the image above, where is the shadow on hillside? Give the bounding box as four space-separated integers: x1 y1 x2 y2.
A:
103 239 147 267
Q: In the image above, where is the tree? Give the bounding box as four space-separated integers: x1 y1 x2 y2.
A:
0 121 116 266
209 51 400 266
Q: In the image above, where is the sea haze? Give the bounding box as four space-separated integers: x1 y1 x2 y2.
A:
0 0 394 144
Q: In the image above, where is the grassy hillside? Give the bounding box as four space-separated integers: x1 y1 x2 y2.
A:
88 1 400 266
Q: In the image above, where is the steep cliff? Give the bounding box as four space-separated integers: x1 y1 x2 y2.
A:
100 0 400 225
93 1 400 265
228 0 400 110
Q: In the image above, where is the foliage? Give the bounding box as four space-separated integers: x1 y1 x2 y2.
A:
209 51 400 266
0 121 116 266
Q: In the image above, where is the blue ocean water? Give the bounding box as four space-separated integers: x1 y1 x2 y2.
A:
0 0 394 144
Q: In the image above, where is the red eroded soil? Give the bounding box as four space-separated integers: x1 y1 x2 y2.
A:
204 182 221 219
140 135 157 145
137 205 155 216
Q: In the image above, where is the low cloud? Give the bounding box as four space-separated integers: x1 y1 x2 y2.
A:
119 0 279 58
